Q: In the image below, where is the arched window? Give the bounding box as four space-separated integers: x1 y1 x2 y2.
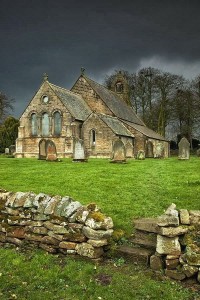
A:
42 113 49 136
115 81 124 93
53 111 62 136
31 113 37 136
91 129 96 146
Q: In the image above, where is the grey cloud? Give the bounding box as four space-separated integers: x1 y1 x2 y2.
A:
1 0 200 117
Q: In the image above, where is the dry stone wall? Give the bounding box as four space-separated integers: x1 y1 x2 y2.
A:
0 189 113 259
133 204 200 283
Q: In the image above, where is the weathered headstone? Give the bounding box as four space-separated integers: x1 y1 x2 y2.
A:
111 139 126 163
154 142 164 158
178 137 190 160
125 142 133 158
9 145 16 155
146 141 154 158
46 140 57 161
137 150 145 160
39 139 46 160
5 148 9 155
73 138 87 162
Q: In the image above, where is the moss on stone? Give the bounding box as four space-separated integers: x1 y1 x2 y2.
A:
112 229 125 242
87 203 97 212
88 211 105 222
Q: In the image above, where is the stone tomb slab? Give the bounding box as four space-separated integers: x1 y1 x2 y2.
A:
111 139 126 163
73 138 87 162
178 137 190 160
39 139 46 160
46 140 57 161
154 142 164 158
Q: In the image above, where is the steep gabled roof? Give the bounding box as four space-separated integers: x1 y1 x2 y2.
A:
82 75 145 126
50 83 91 121
123 120 168 141
98 114 134 137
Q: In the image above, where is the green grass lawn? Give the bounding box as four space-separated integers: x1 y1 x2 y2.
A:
0 156 200 299
0 156 200 233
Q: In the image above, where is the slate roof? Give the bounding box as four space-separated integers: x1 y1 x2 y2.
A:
99 114 134 137
50 83 91 121
123 120 168 141
83 76 145 126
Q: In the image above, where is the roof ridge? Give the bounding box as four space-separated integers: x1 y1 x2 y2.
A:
83 75 122 98
49 82 79 96
97 113 119 120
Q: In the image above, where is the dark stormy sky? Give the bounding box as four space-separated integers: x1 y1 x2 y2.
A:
1 0 200 118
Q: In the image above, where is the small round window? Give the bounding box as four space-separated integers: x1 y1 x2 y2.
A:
42 95 49 103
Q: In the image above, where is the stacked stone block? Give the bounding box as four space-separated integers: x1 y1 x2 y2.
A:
0 189 113 259
133 204 200 283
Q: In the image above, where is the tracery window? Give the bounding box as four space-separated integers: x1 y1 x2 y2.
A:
42 113 49 136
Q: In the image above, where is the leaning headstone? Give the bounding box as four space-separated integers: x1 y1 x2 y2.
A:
111 139 126 163
39 139 46 160
178 137 190 160
154 142 164 158
46 140 57 161
5 148 9 155
137 150 145 160
73 138 87 162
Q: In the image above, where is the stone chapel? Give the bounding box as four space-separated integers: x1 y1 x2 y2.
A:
15 70 169 159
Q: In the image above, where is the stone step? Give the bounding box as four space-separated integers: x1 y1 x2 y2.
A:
114 245 154 266
133 218 159 233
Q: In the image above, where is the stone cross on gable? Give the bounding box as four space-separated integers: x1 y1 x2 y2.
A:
43 73 49 81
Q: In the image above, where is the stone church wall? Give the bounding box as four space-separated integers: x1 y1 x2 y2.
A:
16 82 76 158
71 77 114 116
83 114 117 157
0 189 113 259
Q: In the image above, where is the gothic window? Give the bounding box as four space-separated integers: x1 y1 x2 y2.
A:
53 111 62 136
90 129 96 146
42 113 49 136
115 81 124 93
31 113 37 136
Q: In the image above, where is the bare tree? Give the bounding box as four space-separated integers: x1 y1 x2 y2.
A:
153 72 185 136
0 92 14 123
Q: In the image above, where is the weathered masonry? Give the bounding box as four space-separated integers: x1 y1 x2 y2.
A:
15 70 169 159
118 204 200 283
0 189 113 259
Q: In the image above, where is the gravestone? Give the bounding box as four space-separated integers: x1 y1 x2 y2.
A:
137 150 145 160
46 140 57 161
9 145 16 155
146 141 154 158
154 142 164 158
73 138 87 162
39 139 46 160
178 137 190 160
5 148 9 155
125 142 133 158
111 139 126 163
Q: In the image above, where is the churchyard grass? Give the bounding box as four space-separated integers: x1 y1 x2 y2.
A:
0 247 195 300
0 156 199 299
0 156 200 233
